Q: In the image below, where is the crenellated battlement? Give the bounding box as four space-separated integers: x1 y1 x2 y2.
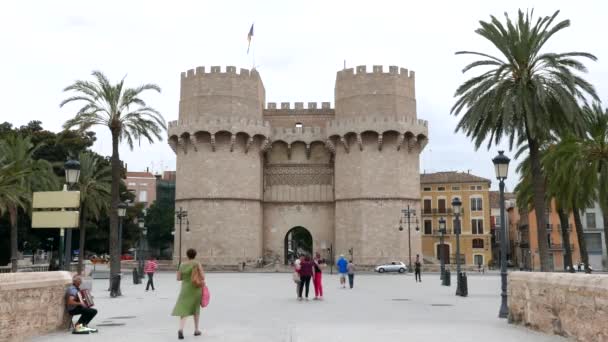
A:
167 116 271 145
180 65 260 80
336 65 415 80
265 102 332 110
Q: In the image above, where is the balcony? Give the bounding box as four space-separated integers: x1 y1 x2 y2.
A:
549 243 575 251
433 229 453 235
557 224 572 233
422 208 454 216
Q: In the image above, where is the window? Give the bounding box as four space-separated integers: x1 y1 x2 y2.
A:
423 187 431 191
295 122 303 128
472 239 484 249
476 185 482 190
423 199 432 214
471 197 483 211
437 186 446 191
470 185 476 190
586 213 597 229
438 198 447 213
474 254 484 266
471 219 484 234
452 186 460 191
424 220 432 235
585 233 602 252
139 190 148 202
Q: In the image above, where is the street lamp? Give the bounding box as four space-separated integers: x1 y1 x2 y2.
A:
452 197 466 296
493 150 510 318
138 217 145 280
117 202 127 261
438 217 447 283
399 205 419 273
176 207 189 267
62 158 81 271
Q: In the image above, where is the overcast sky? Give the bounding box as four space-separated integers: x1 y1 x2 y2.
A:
1 0 607 191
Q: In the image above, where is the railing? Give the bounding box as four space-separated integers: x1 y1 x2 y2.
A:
422 208 453 215
549 243 575 251
0 264 50 273
433 229 453 235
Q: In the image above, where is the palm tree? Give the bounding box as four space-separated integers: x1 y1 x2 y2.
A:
452 10 598 271
76 152 111 275
0 135 58 271
61 71 165 294
545 103 608 271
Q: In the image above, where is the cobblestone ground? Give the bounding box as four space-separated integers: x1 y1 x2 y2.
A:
34 272 564 342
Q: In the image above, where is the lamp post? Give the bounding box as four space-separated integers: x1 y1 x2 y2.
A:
399 205 419 272
452 197 465 296
117 202 127 258
176 207 189 267
62 159 80 271
138 217 145 280
438 217 447 282
493 150 511 318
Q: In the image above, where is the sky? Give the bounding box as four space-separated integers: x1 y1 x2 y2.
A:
1 0 607 191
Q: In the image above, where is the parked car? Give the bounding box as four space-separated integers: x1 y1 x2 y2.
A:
375 261 407 273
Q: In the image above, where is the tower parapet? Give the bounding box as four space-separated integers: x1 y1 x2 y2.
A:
335 65 416 120
179 65 265 123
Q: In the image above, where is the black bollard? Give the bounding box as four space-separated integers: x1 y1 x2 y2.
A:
132 268 141 284
458 272 468 297
443 269 451 286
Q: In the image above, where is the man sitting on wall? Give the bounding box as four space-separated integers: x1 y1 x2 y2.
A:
66 275 98 334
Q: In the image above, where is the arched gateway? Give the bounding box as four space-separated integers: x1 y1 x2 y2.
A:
284 226 313 265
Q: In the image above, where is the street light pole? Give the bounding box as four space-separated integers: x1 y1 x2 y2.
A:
176 207 189 268
439 217 447 282
493 150 511 319
452 197 464 296
400 205 418 272
63 159 81 271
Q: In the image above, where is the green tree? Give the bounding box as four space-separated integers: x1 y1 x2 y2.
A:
61 71 165 294
76 152 111 275
544 103 608 271
0 135 58 271
452 10 598 271
145 200 175 259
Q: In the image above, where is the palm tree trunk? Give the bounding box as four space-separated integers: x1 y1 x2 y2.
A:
9 206 18 272
557 208 574 272
572 205 590 273
528 138 550 271
110 128 121 295
77 210 87 275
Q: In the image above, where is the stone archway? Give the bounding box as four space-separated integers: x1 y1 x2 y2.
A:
284 226 313 265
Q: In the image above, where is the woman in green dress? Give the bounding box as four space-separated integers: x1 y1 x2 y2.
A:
172 248 204 339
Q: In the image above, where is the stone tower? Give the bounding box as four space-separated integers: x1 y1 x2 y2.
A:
330 65 427 265
169 66 270 264
169 64 428 267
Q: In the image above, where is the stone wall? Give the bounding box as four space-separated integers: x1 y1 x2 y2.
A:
509 272 608 341
0 271 71 341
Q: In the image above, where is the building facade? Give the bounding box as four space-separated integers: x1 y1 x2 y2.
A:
168 65 428 266
580 201 606 270
126 171 157 208
516 199 581 271
420 172 493 267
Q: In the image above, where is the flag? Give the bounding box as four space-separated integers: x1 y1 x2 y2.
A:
247 24 254 54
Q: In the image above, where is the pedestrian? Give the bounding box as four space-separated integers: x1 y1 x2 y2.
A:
313 252 324 300
172 248 204 339
414 254 422 282
336 254 348 288
293 257 302 298
347 259 355 289
298 255 314 300
145 255 158 291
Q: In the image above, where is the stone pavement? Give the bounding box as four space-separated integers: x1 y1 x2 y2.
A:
34 272 564 342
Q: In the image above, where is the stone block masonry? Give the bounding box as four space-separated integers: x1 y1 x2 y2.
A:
0 271 72 341
509 272 608 341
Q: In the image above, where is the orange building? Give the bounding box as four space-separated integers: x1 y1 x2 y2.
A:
515 199 581 271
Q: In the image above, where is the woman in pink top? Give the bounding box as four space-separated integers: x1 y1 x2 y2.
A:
313 252 324 300
144 256 158 291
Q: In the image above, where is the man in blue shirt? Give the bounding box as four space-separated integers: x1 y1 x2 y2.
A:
66 275 98 334
336 254 348 288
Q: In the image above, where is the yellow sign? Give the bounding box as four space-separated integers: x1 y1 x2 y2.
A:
33 191 80 209
32 211 80 228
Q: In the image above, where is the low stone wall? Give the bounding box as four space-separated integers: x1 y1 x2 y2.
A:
0 271 72 342
509 272 608 341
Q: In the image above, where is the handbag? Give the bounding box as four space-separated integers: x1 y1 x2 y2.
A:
191 263 204 288
201 285 211 308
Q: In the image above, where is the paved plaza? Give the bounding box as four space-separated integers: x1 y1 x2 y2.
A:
34 272 564 342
